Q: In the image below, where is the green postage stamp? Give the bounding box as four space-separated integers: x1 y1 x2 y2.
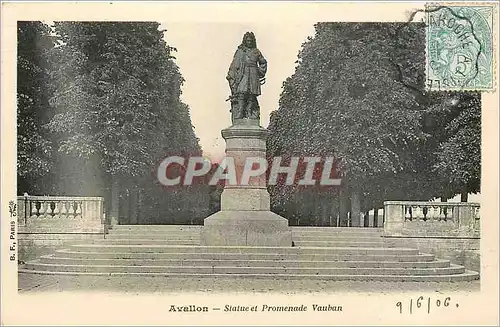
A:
426 4 495 91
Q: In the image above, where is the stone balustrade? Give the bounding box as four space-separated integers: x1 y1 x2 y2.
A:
383 201 480 238
17 195 105 233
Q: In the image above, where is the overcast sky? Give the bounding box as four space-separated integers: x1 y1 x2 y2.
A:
160 22 315 161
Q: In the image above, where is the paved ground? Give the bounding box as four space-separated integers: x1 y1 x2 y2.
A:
18 272 480 294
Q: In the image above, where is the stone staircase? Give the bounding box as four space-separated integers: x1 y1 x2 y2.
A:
20 225 479 281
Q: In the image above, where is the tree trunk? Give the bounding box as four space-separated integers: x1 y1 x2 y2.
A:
312 194 319 226
461 191 468 202
364 210 370 227
121 189 130 225
350 190 361 227
373 208 379 227
129 187 138 224
320 197 328 227
297 194 304 226
331 198 339 227
137 188 142 224
110 176 120 225
339 189 349 227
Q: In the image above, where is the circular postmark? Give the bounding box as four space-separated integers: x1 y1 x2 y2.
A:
426 5 493 91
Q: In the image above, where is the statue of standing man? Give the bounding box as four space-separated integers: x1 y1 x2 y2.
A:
226 32 267 122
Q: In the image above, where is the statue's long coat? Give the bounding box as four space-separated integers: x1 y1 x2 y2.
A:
227 46 267 96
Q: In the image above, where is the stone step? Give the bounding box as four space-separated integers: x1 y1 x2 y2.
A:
106 231 383 236
18 233 105 240
67 244 420 255
291 227 383 232
18 269 479 282
108 228 201 233
110 225 202 231
291 232 384 237
293 235 383 240
293 241 385 248
110 226 383 233
39 256 451 268
54 250 435 262
107 229 382 234
22 261 466 275
21 224 479 283
106 227 385 241
91 239 200 245
20 224 479 283
105 233 201 239
104 234 384 243
99 239 386 247
291 231 383 235
96 239 387 247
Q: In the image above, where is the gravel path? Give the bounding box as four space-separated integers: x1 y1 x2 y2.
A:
18 272 480 294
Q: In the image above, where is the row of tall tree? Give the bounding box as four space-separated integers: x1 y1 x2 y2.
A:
267 23 481 226
18 22 480 226
17 21 208 224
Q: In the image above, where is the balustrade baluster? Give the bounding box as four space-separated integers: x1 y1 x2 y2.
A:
412 205 422 221
30 201 39 219
75 202 83 219
441 206 448 221
60 201 68 218
38 201 47 219
422 205 429 221
46 201 55 218
427 205 434 220
404 205 412 221
427 205 439 221
52 201 60 219
67 201 75 219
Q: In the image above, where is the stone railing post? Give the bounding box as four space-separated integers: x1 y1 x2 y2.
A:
471 204 480 236
383 201 404 236
457 203 476 231
110 178 120 225
81 197 105 223
16 193 29 226
98 197 105 223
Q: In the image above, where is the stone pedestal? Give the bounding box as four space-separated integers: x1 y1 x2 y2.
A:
201 119 292 246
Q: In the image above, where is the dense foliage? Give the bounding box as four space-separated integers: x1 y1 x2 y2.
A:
268 23 481 225
17 21 207 224
17 21 56 193
18 21 481 226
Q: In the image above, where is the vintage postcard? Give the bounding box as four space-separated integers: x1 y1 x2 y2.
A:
1 1 498 326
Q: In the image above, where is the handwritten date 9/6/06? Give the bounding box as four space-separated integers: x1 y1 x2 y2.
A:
396 297 458 314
